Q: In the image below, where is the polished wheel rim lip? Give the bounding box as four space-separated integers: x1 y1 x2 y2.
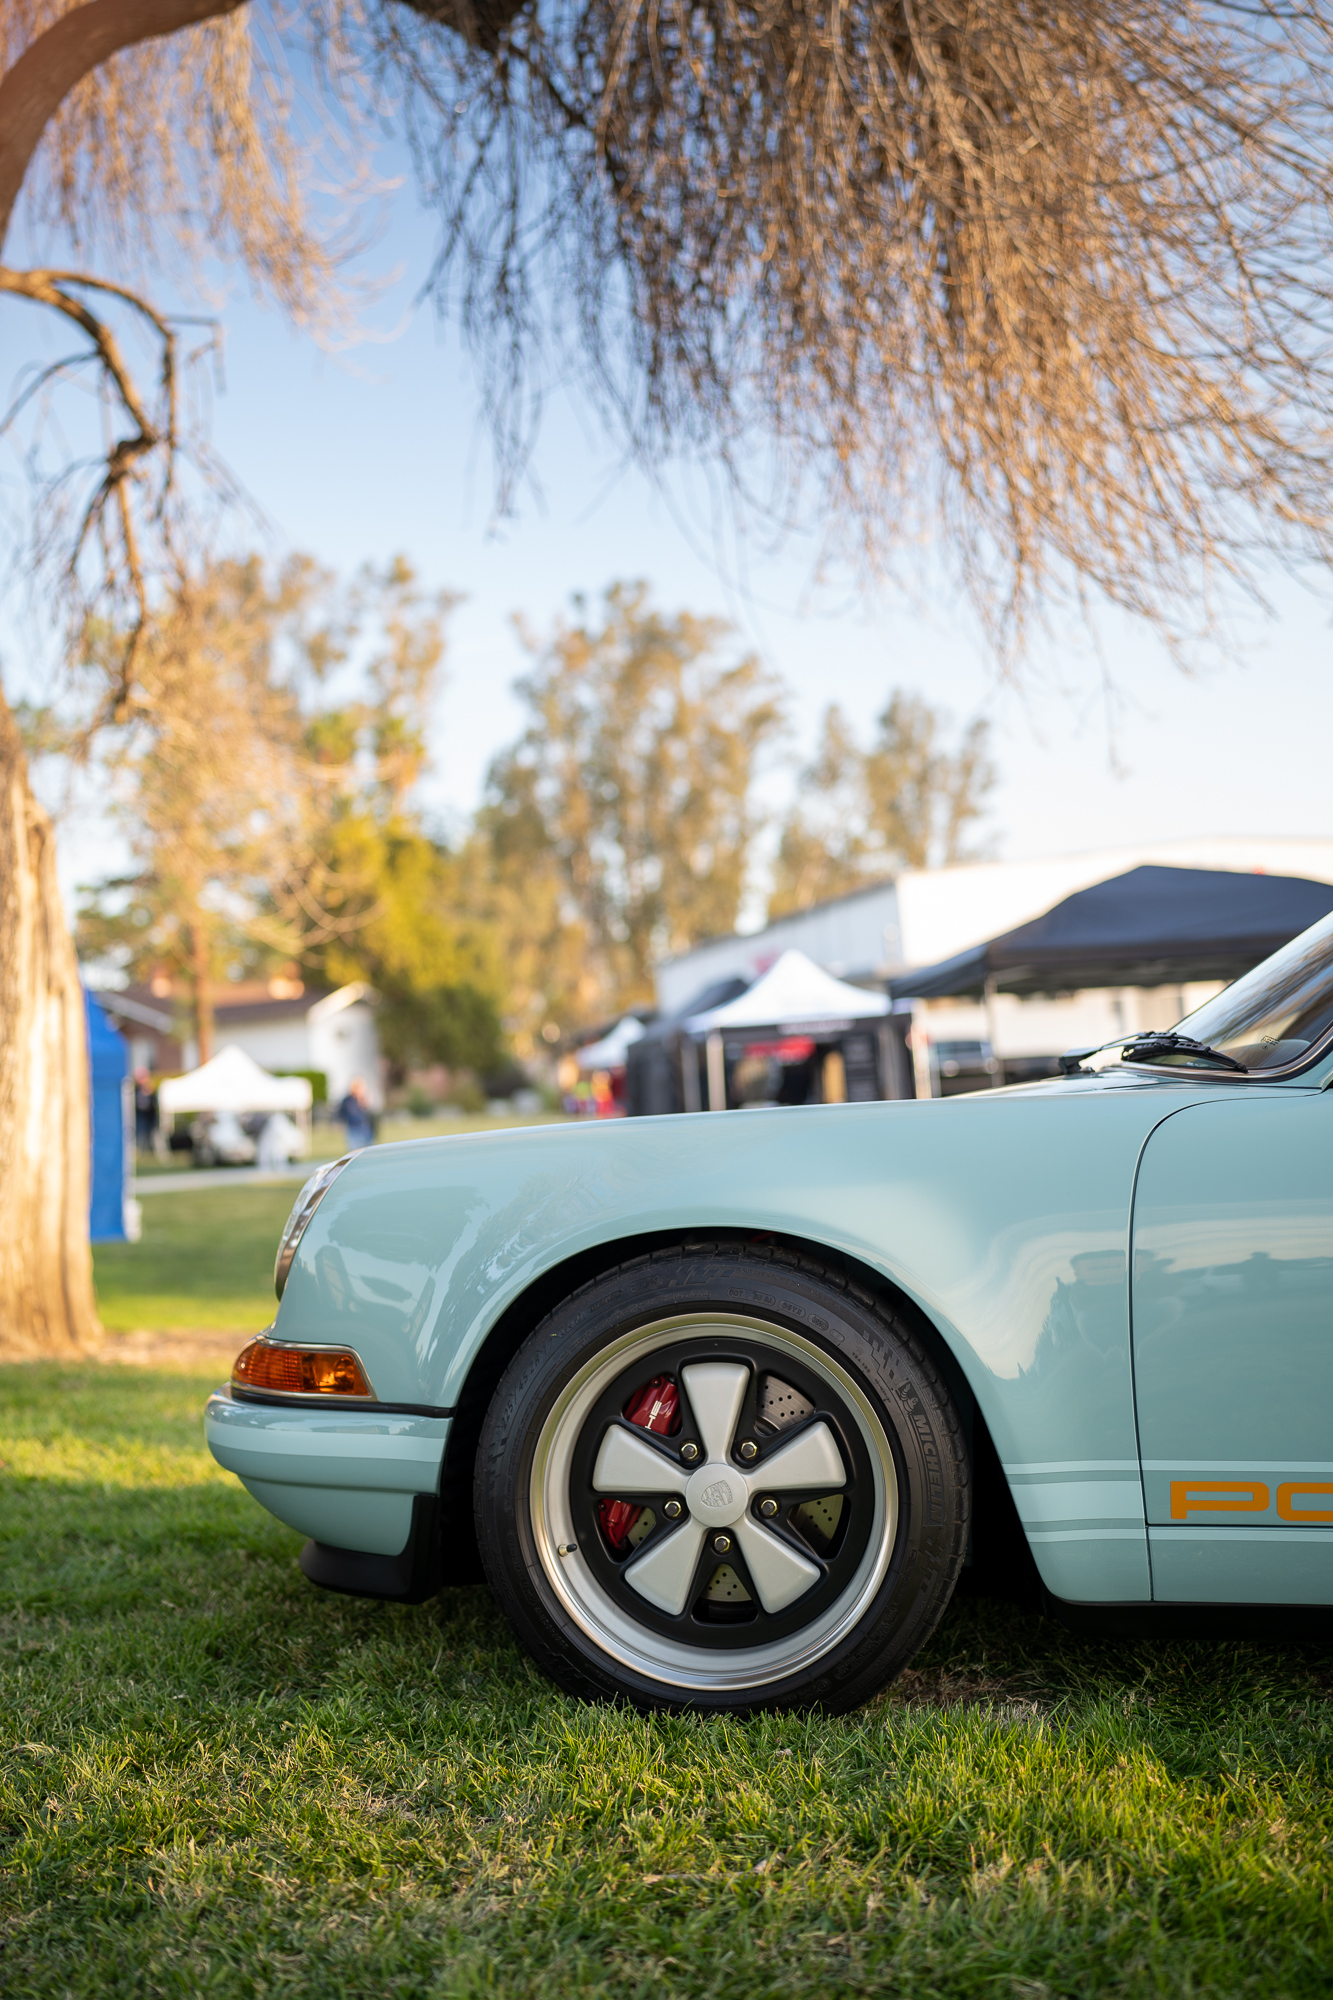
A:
530 1313 899 1692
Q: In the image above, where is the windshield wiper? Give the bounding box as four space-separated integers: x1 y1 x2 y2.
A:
1058 1032 1247 1076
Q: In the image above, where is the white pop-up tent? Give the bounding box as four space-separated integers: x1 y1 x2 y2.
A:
680 949 890 1112
158 1043 313 1115
576 1014 648 1073
685 949 888 1033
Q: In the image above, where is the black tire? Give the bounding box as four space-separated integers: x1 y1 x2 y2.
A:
474 1242 969 1714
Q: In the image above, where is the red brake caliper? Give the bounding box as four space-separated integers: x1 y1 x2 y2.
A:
598 1374 680 1552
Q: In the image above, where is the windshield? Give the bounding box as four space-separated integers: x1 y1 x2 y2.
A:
1133 909 1333 1072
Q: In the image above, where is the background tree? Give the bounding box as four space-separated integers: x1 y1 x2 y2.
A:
483 584 784 1013
76 556 355 1062
12 0 1333 1353
295 557 506 1077
298 815 505 1081
464 756 597 1063
769 696 995 919
0 0 352 1353
78 554 504 1077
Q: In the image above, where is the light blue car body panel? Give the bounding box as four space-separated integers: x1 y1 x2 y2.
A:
1131 1091 1333 1604
204 1396 450 1554
205 1060 1333 1606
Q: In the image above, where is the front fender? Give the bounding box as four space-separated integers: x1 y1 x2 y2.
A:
266 1088 1227 1600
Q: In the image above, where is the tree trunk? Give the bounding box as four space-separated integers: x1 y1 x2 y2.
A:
190 921 214 1063
0 695 101 1357
0 0 249 1359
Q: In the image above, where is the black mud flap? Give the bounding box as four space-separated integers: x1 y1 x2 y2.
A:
300 1493 442 1604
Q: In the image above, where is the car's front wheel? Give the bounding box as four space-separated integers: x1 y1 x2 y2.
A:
474 1244 969 1713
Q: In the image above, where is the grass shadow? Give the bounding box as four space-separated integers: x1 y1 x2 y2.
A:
4 1363 1333 1997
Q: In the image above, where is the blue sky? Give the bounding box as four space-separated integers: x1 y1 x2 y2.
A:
211 269 1333 857
5 142 1332 904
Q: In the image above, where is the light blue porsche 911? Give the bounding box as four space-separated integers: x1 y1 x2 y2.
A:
206 910 1333 1712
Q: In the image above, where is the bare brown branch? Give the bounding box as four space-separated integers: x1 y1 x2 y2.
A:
397 0 529 57
0 262 176 710
0 0 246 253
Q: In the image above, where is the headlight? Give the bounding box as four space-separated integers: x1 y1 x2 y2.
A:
273 1156 351 1300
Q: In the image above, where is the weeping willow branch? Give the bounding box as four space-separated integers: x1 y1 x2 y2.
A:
383 0 1333 651
0 263 178 712
2 0 364 719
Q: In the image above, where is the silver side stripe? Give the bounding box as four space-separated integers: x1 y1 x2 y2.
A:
1003 1459 1139 1475
1013 1481 1145 1525
1028 1529 1146 1543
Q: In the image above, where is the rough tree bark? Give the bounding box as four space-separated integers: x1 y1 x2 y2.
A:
0 0 244 1354
0 702 100 1354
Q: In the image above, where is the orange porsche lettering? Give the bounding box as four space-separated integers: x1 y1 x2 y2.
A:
1170 1480 1269 1520
1276 1481 1333 1523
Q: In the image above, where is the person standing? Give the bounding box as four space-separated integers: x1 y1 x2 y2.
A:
338 1077 376 1150
133 1069 159 1154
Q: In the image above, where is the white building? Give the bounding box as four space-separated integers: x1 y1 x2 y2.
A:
100 978 384 1109
656 836 1333 1084
214 983 383 1110
656 880 901 1012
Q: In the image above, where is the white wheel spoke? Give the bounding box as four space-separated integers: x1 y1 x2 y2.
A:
733 1516 822 1613
679 1361 749 1462
624 1518 707 1616
592 1425 686 1495
757 1419 846 1493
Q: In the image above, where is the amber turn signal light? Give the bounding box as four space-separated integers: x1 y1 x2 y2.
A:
232 1339 374 1399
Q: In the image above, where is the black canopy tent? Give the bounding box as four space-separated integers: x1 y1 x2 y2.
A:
625 977 750 1115
888 866 1333 1002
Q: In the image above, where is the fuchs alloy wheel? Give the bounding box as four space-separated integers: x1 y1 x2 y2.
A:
474 1245 969 1713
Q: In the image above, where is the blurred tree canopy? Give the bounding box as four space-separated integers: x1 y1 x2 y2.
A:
478 583 784 1015
769 697 996 919
76 566 998 1067
75 553 504 1071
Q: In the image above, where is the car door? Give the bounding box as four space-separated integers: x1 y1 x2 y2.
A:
1131 1091 1333 1603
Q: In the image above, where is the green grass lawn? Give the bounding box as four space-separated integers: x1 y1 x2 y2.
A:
133 1110 573 1176
2 1362 1332 1997
94 1187 297 1333
100 1115 574 1333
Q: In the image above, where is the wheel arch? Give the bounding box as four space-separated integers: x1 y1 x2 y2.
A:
437 1223 1024 1593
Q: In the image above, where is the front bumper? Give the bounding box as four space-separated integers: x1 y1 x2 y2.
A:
205 1387 451 1557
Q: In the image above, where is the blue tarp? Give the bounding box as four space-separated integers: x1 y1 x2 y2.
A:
889 865 1333 1001
86 989 129 1242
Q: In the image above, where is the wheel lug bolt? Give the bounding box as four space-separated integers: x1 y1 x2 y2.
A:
759 1497 779 1519
663 1499 682 1520
680 1441 699 1462
738 1440 758 1461
712 1533 732 1554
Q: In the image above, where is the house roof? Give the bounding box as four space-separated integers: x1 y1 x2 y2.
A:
93 979 376 1031
214 992 332 1026
95 989 175 1034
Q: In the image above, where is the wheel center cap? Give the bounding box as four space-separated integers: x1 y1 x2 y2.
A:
685 1462 748 1527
